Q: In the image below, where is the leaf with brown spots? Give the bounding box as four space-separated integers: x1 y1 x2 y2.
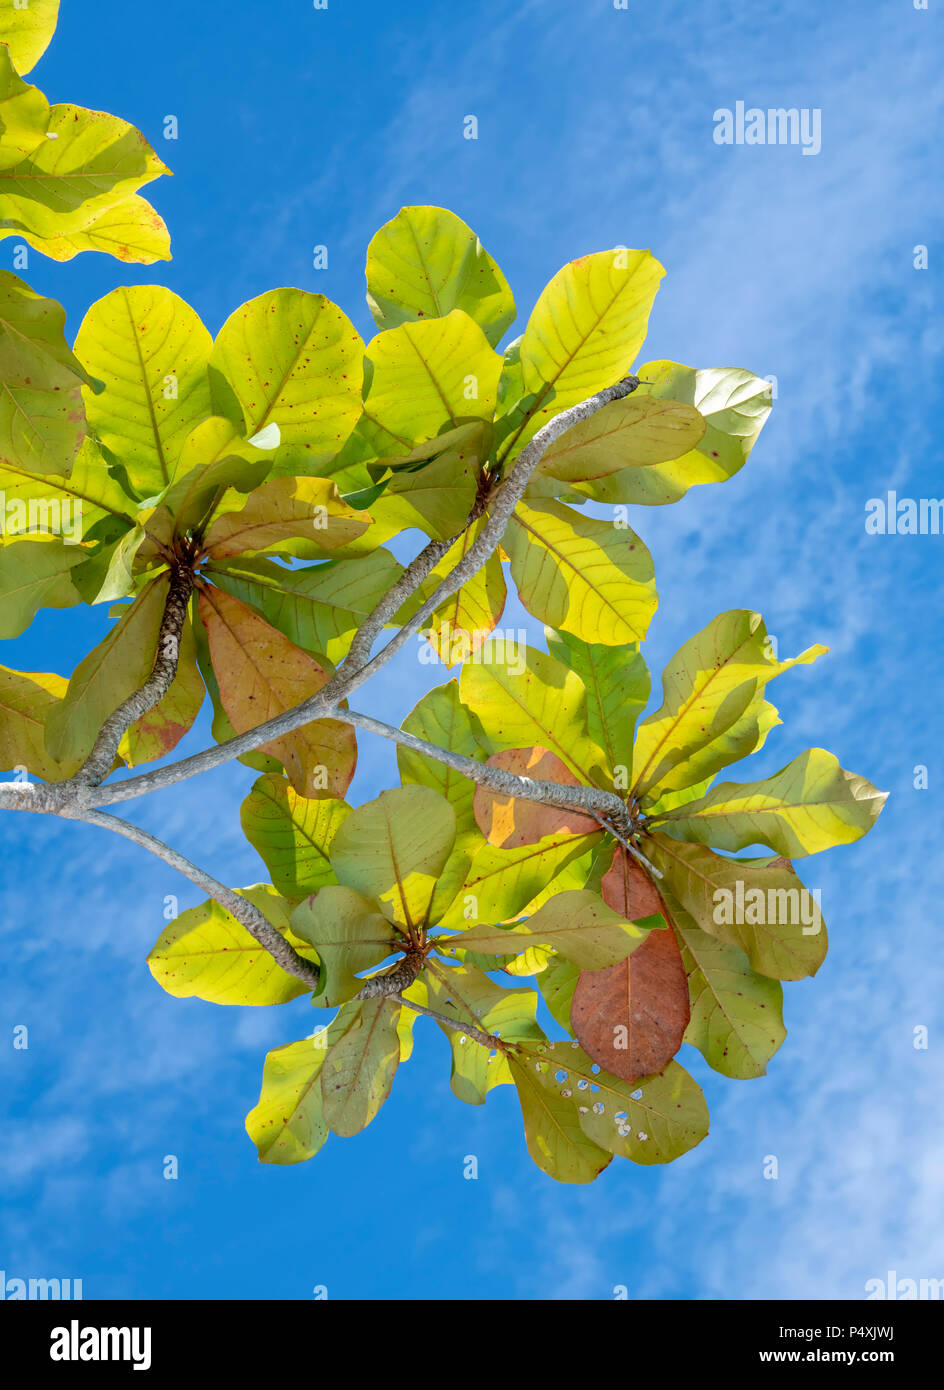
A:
472 746 597 847
570 847 690 1083
198 585 356 800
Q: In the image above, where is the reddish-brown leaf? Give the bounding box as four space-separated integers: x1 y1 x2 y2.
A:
570 848 690 1082
198 585 356 799
473 746 598 847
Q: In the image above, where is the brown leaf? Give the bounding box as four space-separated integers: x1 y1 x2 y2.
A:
198 585 356 799
473 746 598 847
570 848 689 1082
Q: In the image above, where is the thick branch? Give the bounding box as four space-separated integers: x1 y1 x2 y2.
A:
69 807 321 990
75 563 195 787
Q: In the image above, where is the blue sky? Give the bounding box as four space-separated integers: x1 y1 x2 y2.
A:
2 0 943 1300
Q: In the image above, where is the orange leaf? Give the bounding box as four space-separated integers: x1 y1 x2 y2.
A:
198 585 356 799
570 848 689 1082
473 746 597 847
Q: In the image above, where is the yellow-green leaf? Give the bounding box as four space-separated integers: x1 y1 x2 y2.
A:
506 498 656 645
0 536 83 636
366 205 515 347
651 748 887 857
321 997 401 1137
202 475 368 559
208 288 364 456
532 393 705 485
245 1035 330 1165
291 884 398 1007
0 663 77 779
508 1052 612 1184
241 771 351 900
329 785 457 930
146 884 318 1006
74 285 212 496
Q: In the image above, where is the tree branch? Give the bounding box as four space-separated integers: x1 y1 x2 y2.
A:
393 993 509 1053
75 562 195 787
67 807 321 990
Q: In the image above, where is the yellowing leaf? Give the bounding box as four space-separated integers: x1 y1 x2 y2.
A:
651 748 887 857
21 193 171 264
505 248 664 458
508 1052 612 1184
245 1036 330 1165
364 309 502 441
209 288 364 456
198 584 356 800
202 475 368 559
146 884 318 1006
648 833 828 981
241 772 351 899
74 285 212 496
506 498 656 645
446 889 660 970
0 45 49 169
631 609 826 801
366 205 515 347
0 663 77 780
0 0 59 76
437 828 603 930
533 393 705 485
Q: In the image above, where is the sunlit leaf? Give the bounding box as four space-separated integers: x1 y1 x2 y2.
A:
506 499 656 646
291 884 399 1006
0 536 83 636
508 1052 612 1184
321 997 401 1137
366 205 515 347
651 747 887 857
241 772 350 900
202 475 368 559
545 627 649 783
0 0 59 75
147 884 318 1006
0 663 77 779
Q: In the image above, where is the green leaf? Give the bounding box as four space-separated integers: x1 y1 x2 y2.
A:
329 785 457 930
241 772 351 900
0 269 90 475
141 415 275 547
146 884 318 1006
508 1052 612 1184
437 829 603 930
44 572 168 764
366 205 515 348
503 247 664 459
0 663 77 779
245 1034 330 1165
321 997 402 1137
0 537 83 636
584 362 772 506
208 288 364 457
536 954 580 1031
666 889 786 1079
651 748 887 857
197 583 357 800
0 0 59 75
210 549 402 665
202 475 368 559
525 1042 710 1166
0 45 49 169
545 628 649 784
290 884 399 1006
363 309 502 442
397 680 488 835
0 102 169 241
442 889 661 970
506 498 656 646
531 393 705 486
460 642 609 786
631 610 827 802
648 832 828 981
74 286 212 497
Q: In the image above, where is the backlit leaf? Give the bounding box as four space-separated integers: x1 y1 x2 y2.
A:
0 536 83 636
241 772 351 900
321 997 401 1137
291 884 399 1007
